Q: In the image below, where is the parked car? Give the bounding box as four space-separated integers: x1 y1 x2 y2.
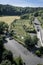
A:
37 27 40 31
9 37 14 40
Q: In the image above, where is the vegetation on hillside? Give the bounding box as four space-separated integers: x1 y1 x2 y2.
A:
0 4 43 16
0 22 24 65
38 16 43 28
11 16 36 44
0 4 43 65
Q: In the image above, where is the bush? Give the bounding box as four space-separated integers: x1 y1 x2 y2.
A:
39 47 43 54
35 50 41 57
25 35 38 46
2 50 13 62
21 14 29 19
34 12 38 17
15 56 23 65
24 35 32 46
26 27 36 33
29 16 35 23
32 35 38 45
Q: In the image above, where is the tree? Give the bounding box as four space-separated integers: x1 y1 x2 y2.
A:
34 12 38 17
21 14 29 19
0 4 43 16
25 35 38 46
0 35 6 63
15 56 23 65
32 35 38 45
25 35 32 46
39 47 43 54
2 50 13 62
0 22 9 34
9 30 14 37
19 56 23 65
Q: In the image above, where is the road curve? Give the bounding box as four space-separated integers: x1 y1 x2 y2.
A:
4 38 43 65
33 18 43 47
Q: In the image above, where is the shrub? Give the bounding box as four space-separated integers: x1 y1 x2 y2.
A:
25 35 38 46
2 50 13 62
32 35 38 45
15 56 23 65
35 50 41 57
21 14 29 19
39 47 43 54
24 35 32 46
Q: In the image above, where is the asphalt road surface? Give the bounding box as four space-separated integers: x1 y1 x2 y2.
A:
4 38 43 65
4 18 43 65
33 18 43 46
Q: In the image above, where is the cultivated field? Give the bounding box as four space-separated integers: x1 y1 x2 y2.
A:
0 16 20 25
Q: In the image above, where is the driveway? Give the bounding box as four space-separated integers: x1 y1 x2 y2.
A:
4 38 43 65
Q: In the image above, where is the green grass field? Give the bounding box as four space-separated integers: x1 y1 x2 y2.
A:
0 16 20 25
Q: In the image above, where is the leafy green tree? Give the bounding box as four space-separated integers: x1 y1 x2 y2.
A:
0 35 5 63
35 50 41 57
34 12 38 17
25 35 32 46
2 50 13 62
32 35 38 45
15 56 23 65
0 4 43 16
21 14 29 19
39 47 43 54
9 30 14 37
25 35 38 46
19 56 23 65
0 22 9 34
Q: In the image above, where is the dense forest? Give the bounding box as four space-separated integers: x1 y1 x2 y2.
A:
0 4 43 16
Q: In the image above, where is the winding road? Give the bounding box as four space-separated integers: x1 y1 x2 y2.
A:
4 38 43 65
33 18 43 46
4 18 43 65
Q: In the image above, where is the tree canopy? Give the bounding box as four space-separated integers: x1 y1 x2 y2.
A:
0 4 43 16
